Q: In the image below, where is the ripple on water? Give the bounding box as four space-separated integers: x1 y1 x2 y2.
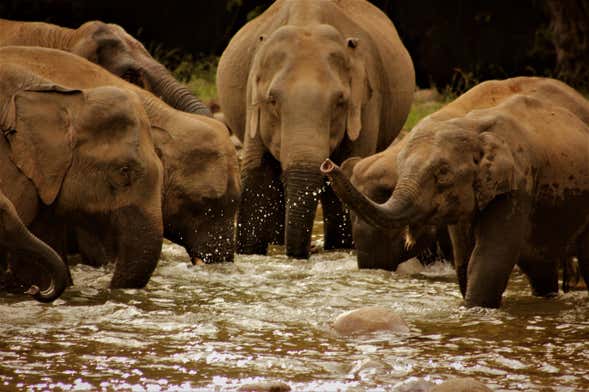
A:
0 243 588 390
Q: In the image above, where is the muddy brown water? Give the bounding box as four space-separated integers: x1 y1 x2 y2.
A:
0 216 588 391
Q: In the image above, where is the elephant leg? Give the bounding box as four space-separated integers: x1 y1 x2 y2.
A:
74 226 115 267
518 257 559 297
448 222 474 298
237 153 283 255
321 183 353 250
465 196 528 308
576 228 589 293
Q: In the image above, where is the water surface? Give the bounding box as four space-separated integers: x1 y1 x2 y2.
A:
0 240 588 391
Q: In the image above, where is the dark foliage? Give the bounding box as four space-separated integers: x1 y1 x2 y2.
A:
2 0 585 91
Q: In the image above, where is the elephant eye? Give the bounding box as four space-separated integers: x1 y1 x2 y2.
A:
335 92 347 108
109 164 136 189
434 165 454 187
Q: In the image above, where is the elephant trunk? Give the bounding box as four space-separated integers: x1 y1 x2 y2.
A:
284 164 324 259
20 231 69 303
321 159 418 230
110 206 163 289
143 62 213 117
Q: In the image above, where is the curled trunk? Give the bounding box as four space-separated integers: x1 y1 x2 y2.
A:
144 62 213 117
285 165 324 259
19 230 69 303
1 210 69 302
321 159 415 230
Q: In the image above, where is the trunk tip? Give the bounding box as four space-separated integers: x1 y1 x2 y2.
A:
320 159 337 174
25 285 40 296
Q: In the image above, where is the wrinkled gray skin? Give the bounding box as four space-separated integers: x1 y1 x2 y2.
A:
0 63 164 290
0 18 212 117
324 77 589 308
0 189 68 302
0 46 240 265
217 0 415 258
341 134 452 271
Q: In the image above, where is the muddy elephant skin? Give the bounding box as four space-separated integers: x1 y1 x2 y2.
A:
324 77 589 308
341 135 452 271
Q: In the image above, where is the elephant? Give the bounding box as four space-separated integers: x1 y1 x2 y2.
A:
323 76 589 308
0 189 68 302
0 62 164 289
0 18 212 117
340 132 452 271
216 0 415 258
0 46 240 265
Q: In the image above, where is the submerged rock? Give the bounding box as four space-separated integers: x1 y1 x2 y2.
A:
237 381 291 392
396 258 426 275
430 377 492 392
391 378 434 391
332 306 410 335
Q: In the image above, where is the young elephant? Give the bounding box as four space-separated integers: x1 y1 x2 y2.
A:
0 190 68 302
0 46 240 265
0 65 164 289
0 18 211 117
340 134 452 271
323 77 589 308
217 0 415 259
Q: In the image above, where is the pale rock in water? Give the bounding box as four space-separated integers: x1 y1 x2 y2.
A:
332 306 410 335
396 258 426 275
430 377 493 392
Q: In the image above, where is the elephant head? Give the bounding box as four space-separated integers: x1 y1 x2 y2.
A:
246 24 372 258
322 115 526 233
0 190 68 302
151 115 241 264
340 139 451 271
1 84 164 288
70 21 212 117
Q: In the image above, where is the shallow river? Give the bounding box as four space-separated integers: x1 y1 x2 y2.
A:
1 227 588 391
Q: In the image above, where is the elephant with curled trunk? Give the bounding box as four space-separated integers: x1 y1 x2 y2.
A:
324 77 589 308
340 133 452 271
0 190 68 302
217 0 415 258
0 64 164 289
0 18 212 117
0 46 240 265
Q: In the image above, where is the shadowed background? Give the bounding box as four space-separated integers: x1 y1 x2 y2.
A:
1 0 587 92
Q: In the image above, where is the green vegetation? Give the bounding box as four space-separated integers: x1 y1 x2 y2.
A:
403 100 445 131
152 45 219 103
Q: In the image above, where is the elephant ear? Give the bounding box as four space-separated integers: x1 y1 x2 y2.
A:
340 157 362 179
346 37 370 142
2 85 81 205
475 131 525 210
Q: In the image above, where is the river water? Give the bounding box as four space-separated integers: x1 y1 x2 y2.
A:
0 224 588 391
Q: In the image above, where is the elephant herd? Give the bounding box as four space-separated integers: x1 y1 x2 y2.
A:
0 0 588 310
